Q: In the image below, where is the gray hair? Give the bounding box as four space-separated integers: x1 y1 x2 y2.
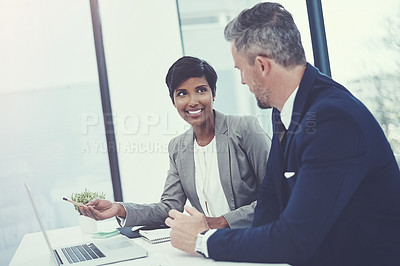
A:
224 2 306 68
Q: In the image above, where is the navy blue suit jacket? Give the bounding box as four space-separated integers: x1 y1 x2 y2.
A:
207 64 400 265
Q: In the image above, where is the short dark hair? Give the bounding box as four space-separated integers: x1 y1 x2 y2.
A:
165 56 217 102
224 2 306 68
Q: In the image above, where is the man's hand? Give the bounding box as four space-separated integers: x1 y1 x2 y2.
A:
165 206 210 254
206 216 229 229
79 199 126 221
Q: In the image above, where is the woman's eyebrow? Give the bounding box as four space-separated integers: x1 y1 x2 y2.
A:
195 84 209 89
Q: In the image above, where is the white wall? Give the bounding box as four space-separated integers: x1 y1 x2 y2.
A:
98 0 186 203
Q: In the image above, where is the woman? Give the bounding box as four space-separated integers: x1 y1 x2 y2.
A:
80 56 271 229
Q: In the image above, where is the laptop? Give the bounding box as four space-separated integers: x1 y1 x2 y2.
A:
25 183 148 266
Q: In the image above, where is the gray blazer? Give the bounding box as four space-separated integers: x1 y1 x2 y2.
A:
121 110 271 228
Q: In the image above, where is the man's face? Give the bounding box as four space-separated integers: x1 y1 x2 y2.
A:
231 44 271 109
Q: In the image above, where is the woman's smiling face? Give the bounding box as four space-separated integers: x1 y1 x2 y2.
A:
173 76 215 128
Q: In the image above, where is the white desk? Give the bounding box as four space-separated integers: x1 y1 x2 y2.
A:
10 221 289 266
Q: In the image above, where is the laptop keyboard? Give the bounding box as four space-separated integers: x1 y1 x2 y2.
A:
57 243 105 264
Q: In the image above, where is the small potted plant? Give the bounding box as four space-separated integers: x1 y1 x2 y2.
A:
71 189 105 234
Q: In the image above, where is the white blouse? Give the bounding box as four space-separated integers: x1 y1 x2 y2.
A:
194 137 230 217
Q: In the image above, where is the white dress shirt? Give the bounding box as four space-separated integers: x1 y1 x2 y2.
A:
280 86 299 130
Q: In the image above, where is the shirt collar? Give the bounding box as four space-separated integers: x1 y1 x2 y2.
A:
280 86 299 130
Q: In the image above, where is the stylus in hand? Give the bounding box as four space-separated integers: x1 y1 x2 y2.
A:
62 197 84 207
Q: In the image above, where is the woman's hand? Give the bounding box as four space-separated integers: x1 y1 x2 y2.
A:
79 199 126 221
206 216 229 229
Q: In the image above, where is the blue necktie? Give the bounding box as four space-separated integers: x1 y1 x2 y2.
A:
278 116 288 150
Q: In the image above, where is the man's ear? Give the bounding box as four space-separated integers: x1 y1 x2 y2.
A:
171 97 176 107
256 56 271 76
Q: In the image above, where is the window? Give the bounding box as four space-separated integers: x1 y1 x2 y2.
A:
323 0 400 154
0 1 113 264
97 0 184 203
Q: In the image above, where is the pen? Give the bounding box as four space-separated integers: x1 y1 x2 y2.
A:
63 197 84 207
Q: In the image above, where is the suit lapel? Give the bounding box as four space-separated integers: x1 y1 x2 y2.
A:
284 64 319 156
214 111 235 210
178 128 203 212
273 64 319 210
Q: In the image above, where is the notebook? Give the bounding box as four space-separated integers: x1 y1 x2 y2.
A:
139 228 171 244
117 224 168 239
25 183 148 265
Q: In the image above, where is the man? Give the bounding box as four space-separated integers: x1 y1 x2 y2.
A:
165 2 400 266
